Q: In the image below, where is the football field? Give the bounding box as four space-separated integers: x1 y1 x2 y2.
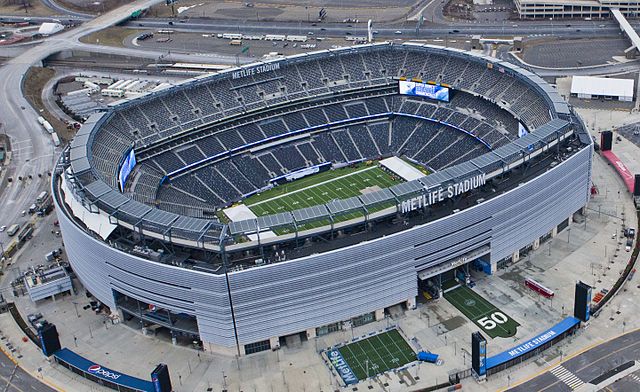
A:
444 285 519 339
328 329 416 383
245 164 401 222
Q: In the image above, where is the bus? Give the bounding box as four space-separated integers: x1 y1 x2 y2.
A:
37 191 49 204
7 224 20 237
2 240 17 258
222 33 242 40
524 278 554 298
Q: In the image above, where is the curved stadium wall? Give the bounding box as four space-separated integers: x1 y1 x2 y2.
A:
52 42 593 354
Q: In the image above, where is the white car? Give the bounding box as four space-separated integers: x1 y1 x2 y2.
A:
394 30 402 35
0 225 5 233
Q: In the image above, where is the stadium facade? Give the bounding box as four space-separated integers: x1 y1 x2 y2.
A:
53 43 593 356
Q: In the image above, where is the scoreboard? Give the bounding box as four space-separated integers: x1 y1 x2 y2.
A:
398 80 449 102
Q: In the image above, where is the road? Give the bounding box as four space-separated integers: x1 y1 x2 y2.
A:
0 1 248 249
0 14 633 39
0 0 170 264
0 347 54 392
125 17 629 39
507 329 640 391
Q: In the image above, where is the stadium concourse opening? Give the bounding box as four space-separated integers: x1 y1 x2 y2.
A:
114 291 202 348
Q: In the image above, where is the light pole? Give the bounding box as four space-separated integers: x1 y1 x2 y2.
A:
366 359 369 379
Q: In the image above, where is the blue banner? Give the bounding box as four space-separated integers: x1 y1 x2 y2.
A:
327 349 359 385
486 317 580 369
54 348 154 391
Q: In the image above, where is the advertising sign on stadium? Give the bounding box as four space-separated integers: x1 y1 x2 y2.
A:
118 149 137 192
485 317 580 369
398 80 449 102
328 350 358 385
232 62 281 79
399 173 486 214
88 364 122 380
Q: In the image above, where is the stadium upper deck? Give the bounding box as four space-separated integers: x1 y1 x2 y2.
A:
60 43 575 251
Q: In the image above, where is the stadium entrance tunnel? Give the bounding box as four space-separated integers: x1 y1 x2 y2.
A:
114 291 202 349
417 248 490 302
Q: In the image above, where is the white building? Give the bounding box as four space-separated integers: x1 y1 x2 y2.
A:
570 75 634 102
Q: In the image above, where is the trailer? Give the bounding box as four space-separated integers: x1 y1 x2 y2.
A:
107 80 126 90
66 88 92 96
222 33 242 40
51 132 60 147
286 35 308 42
101 89 125 97
42 121 54 134
265 34 286 41
525 277 554 298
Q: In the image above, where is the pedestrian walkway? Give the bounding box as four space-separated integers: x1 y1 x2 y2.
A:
550 365 584 390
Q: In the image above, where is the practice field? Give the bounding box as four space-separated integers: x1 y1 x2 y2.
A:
330 329 416 383
244 164 402 227
444 285 519 339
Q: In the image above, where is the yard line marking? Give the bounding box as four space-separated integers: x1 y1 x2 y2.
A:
248 166 378 206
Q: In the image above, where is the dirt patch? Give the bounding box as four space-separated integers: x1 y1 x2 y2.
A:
0 1 55 16
360 185 382 194
80 26 145 47
149 0 417 23
54 0 131 14
441 315 467 331
443 0 474 21
22 67 72 142
216 6 284 19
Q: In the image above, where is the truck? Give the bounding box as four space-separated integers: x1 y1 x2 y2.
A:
7 224 19 237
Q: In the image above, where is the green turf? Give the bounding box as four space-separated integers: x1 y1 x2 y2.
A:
402 158 431 176
245 164 374 206
444 285 519 339
243 164 402 234
337 329 416 381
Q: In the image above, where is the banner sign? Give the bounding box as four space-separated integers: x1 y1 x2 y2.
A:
328 350 358 385
486 317 580 369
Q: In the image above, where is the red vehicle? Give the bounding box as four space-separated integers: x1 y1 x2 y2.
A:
525 278 554 298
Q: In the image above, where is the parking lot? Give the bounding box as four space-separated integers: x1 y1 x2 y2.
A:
522 38 629 68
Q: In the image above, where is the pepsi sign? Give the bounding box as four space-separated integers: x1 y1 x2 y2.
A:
88 364 122 380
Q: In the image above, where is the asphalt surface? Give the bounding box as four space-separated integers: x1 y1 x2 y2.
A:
126 17 627 40
0 346 54 392
522 38 630 68
508 329 640 391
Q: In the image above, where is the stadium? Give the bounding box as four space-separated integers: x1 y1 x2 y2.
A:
52 42 593 356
